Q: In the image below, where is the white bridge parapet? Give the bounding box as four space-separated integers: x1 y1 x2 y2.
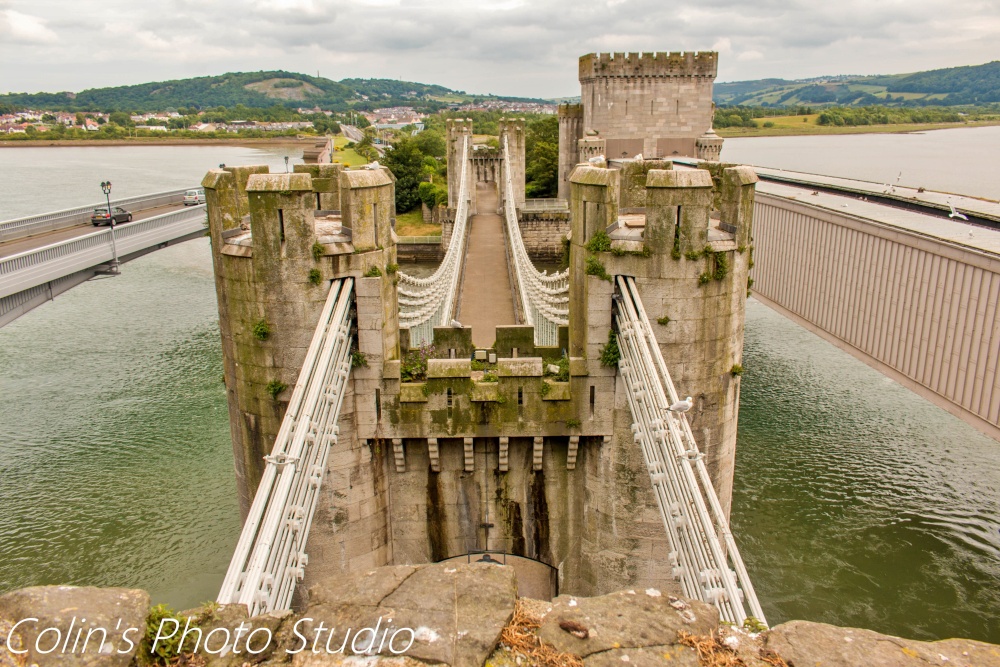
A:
500 135 569 346
614 275 766 626
218 278 355 616
396 134 472 346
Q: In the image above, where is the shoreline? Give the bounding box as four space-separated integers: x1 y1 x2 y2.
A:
0 137 316 149
717 119 1000 139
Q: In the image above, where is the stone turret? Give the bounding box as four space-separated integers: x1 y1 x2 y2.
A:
557 104 583 200
696 128 724 161
498 118 526 208
568 158 757 516
445 119 473 209
576 51 721 160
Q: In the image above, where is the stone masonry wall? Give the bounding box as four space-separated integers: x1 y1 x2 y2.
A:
578 52 717 160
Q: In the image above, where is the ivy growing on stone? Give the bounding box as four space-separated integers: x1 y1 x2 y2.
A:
585 256 612 282
252 319 271 341
599 330 621 367
266 379 287 400
585 230 612 252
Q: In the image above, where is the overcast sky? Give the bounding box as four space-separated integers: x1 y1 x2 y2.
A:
2 0 998 98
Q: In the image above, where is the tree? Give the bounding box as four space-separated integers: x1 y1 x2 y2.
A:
413 129 446 157
525 116 558 198
109 111 132 127
382 138 426 213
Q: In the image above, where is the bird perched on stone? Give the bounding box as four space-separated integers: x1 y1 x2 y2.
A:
450 319 462 328
668 397 693 413
588 155 606 164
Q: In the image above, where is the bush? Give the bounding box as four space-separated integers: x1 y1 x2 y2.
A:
600 330 620 367
401 344 435 382
308 268 322 285
266 380 287 399
364 265 383 277
585 230 612 252
252 319 270 341
585 256 611 282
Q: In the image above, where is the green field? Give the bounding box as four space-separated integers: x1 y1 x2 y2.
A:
716 116 1000 138
394 208 442 236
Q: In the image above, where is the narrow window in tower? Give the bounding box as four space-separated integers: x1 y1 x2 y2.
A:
589 385 595 418
375 389 382 421
278 209 286 256
316 193 321 210
373 202 379 246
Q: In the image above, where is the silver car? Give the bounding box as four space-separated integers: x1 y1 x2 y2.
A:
183 189 206 205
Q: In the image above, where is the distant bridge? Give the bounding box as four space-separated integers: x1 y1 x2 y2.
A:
0 189 206 326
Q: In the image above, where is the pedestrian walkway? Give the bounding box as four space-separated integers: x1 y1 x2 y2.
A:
457 182 516 347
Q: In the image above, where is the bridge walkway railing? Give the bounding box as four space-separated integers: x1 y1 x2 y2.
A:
217 278 355 616
396 135 472 346
614 274 766 626
0 187 195 243
0 206 207 299
499 137 569 346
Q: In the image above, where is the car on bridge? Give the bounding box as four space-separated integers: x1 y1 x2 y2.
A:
91 206 132 226
183 189 206 205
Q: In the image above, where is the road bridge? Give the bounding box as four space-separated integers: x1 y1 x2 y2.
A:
747 172 1000 440
0 188 206 327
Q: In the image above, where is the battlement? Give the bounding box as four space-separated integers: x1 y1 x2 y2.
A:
558 103 583 118
579 51 718 81
445 118 474 135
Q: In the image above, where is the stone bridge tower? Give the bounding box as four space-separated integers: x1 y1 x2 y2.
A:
558 51 722 199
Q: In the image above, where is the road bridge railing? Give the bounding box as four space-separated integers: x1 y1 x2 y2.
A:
397 134 472 345
0 206 207 299
218 278 355 616
0 187 195 243
500 136 568 346
614 275 766 626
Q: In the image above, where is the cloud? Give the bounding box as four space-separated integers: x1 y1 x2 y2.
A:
1 0 999 96
0 8 57 43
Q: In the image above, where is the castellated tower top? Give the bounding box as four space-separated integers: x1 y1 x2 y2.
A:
579 52 718 82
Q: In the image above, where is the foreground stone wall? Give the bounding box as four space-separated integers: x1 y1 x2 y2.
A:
4 565 997 667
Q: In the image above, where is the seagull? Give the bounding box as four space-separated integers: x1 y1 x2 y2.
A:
450 319 462 328
588 155 606 164
366 160 381 170
634 153 643 161
948 202 969 221
668 397 693 413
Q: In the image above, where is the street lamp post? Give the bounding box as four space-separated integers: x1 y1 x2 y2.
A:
101 181 121 274
284 156 290 173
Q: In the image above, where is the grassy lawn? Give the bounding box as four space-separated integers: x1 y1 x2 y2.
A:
717 117 1000 138
329 133 369 167
395 208 442 236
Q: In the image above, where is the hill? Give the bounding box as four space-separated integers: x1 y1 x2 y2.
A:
0 71 539 113
714 61 1000 107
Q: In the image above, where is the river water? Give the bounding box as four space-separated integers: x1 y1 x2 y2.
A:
0 133 998 641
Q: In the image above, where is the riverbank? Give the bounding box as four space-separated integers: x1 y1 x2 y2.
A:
0 136 314 148
717 117 1000 138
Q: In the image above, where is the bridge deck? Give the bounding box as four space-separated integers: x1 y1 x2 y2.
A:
0 202 191 259
458 182 516 347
